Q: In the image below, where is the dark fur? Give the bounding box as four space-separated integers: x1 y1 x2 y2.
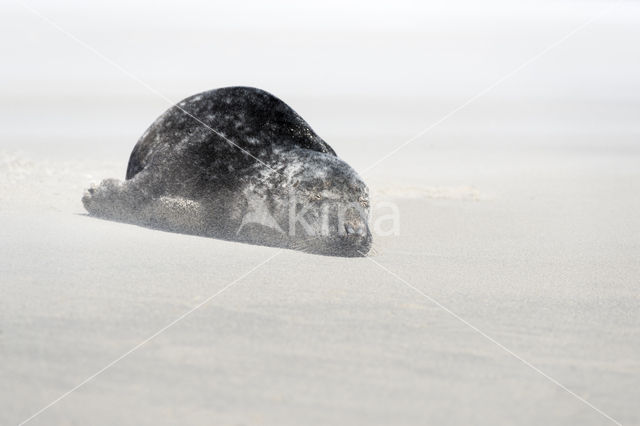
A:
83 87 372 257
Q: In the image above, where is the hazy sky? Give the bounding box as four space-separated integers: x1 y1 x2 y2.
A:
3 0 640 99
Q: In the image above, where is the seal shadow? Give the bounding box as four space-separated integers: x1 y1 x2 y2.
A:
75 212 372 258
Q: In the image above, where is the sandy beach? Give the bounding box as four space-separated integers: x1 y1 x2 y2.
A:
2 1 640 425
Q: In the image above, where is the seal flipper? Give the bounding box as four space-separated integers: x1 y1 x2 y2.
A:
82 177 151 224
82 175 210 235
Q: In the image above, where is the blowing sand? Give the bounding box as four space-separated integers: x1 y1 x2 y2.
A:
4 0 640 422
2 105 639 425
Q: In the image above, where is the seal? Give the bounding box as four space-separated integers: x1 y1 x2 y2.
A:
82 86 372 257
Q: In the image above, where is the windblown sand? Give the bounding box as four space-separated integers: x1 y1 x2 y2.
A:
2 1 640 422
2 102 639 424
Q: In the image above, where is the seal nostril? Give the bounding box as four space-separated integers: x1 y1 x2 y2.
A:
344 222 367 237
344 223 355 235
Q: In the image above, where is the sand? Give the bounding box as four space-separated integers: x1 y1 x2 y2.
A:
2 1 640 424
2 106 639 425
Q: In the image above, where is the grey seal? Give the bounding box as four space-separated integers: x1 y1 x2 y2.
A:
82 86 372 257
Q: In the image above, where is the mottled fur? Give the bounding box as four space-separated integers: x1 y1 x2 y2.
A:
83 87 371 256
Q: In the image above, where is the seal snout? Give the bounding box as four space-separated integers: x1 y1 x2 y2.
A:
344 222 367 237
340 220 372 257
